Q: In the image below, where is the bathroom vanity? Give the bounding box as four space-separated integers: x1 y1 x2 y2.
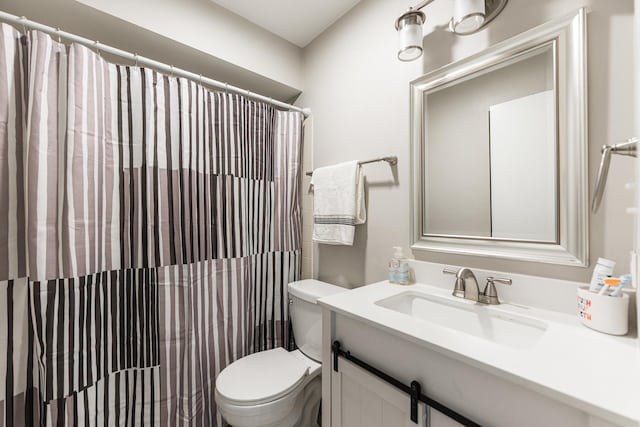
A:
318 261 640 427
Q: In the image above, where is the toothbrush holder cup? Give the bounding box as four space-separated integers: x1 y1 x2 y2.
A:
577 286 629 335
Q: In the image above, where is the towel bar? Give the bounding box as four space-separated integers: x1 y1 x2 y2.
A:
305 156 397 177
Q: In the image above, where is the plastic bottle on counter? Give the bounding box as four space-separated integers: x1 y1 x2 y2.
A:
388 246 410 285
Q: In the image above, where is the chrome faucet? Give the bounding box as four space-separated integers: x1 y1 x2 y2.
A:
443 267 480 302
443 267 512 305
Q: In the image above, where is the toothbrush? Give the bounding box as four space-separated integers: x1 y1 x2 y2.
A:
610 274 631 297
591 274 612 294
599 278 621 295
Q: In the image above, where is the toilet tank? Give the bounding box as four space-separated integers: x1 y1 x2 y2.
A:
288 279 347 362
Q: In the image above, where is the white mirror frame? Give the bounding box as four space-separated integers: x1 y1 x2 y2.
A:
410 8 588 267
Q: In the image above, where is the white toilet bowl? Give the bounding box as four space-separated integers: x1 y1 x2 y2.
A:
214 279 347 427
215 348 321 427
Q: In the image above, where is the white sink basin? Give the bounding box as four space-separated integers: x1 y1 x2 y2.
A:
375 291 547 349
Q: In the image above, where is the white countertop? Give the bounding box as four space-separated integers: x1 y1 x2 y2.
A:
319 281 640 427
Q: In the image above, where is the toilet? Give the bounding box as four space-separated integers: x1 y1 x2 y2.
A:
214 279 347 427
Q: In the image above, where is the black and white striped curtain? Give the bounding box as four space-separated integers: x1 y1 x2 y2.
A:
0 24 303 426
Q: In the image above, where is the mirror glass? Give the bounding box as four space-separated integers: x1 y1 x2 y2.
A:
424 45 557 242
410 9 588 266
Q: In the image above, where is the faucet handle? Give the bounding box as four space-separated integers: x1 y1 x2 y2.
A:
481 277 512 305
489 277 512 286
442 267 465 298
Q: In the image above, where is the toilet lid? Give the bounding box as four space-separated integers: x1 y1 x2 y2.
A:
216 348 309 405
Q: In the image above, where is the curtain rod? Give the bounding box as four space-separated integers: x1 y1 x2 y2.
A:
0 10 311 118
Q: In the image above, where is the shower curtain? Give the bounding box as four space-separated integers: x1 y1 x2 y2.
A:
0 25 303 426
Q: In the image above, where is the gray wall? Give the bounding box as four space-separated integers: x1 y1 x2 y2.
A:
299 0 636 286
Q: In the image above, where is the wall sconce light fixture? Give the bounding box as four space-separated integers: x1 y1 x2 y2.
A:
395 0 509 62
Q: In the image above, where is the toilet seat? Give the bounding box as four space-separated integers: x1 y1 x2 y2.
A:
216 348 311 406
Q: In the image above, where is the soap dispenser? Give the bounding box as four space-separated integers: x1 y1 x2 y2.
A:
388 246 410 285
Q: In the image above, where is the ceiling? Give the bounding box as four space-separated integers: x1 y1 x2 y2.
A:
209 0 362 47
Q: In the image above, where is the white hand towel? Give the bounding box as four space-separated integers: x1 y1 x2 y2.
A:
311 161 366 245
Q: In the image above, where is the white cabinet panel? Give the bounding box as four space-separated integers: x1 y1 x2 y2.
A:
331 358 427 427
430 410 463 427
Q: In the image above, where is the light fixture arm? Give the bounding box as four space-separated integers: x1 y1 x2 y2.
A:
407 0 436 12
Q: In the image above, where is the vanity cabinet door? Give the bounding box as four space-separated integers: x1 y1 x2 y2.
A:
331 358 428 427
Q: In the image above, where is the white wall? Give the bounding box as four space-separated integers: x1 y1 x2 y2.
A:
74 0 303 91
635 0 640 342
0 0 303 101
300 0 636 286
298 0 421 287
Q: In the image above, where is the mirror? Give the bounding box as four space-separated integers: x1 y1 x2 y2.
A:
424 44 556 242
411 9 588 266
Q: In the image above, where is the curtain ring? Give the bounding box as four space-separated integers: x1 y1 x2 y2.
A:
169 64 174 77
19 16 27 35
134 53 138 67
199 74 203 85
94 40 101 57
55 27 62 44
224 83 229 94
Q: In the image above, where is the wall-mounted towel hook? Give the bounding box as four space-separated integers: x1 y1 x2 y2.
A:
592 137 638 213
